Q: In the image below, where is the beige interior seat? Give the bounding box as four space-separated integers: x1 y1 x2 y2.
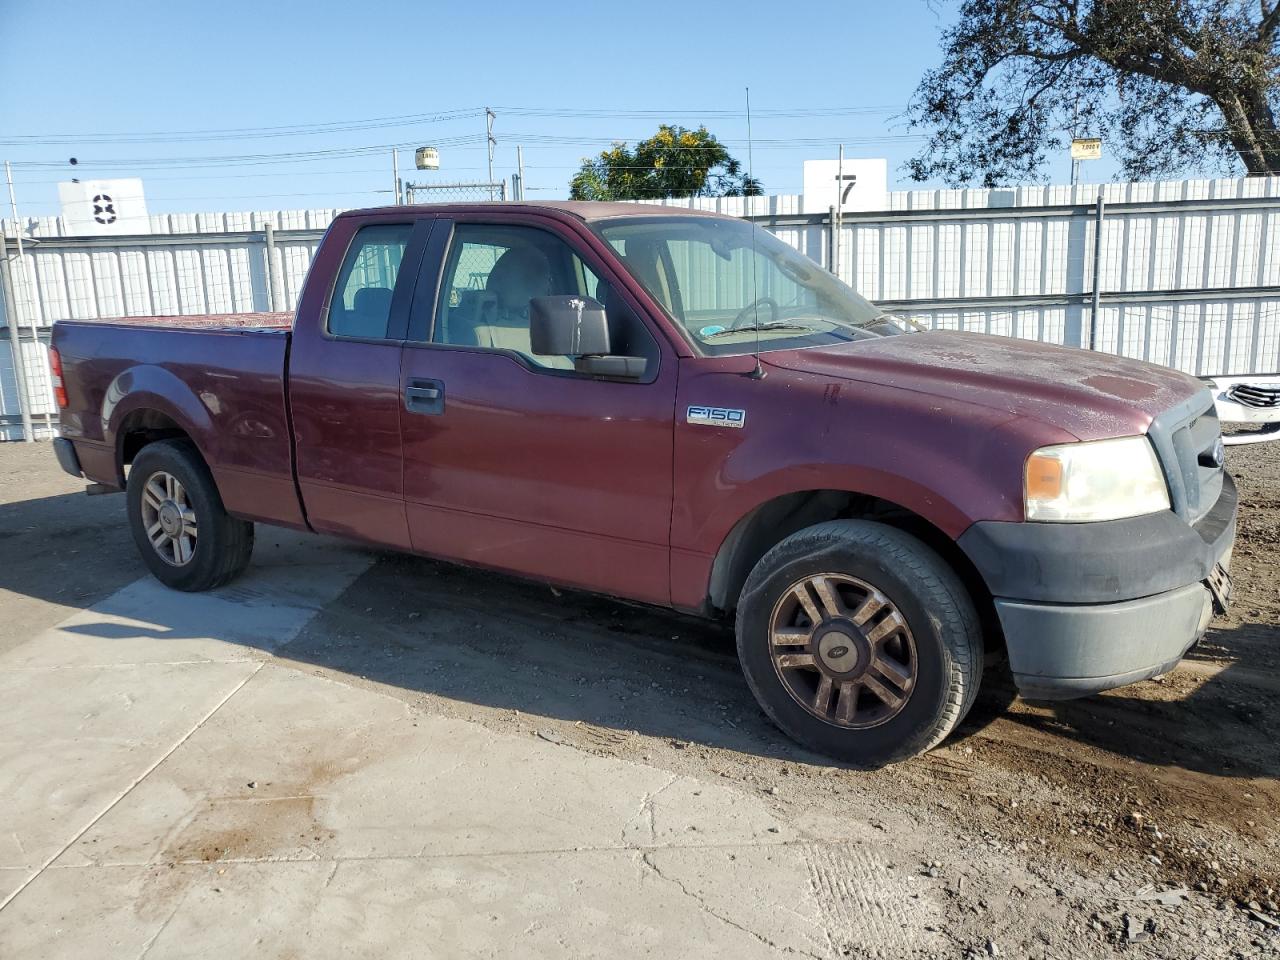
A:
461 247 574 369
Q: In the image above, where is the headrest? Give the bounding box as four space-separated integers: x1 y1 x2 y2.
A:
353 286 393 317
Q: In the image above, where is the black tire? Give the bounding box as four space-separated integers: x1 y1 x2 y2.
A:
126 439 254 591
736 519 982 766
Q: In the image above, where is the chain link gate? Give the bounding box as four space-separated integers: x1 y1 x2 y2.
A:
404 181 508 203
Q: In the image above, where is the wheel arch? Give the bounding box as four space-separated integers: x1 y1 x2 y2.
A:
706 489 1003 653
104 364 216 486
114 408 211 487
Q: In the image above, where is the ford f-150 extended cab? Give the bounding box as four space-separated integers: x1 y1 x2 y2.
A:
50 202 1236 765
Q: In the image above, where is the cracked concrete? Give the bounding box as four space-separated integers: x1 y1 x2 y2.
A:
0 530 910 958
4 443 1277 958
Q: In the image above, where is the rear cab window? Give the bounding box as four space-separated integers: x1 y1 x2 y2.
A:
327 223 414 339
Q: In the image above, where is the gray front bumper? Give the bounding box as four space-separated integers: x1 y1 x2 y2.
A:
996 583 1214 699
962 472 1236 700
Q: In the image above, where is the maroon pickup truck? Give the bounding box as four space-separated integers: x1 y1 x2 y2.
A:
50 202 1236 765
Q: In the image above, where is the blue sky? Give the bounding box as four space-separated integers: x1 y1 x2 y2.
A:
1 0 1117 217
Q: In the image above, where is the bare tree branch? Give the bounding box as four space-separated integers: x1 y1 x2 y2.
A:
1260 1 1280 40
907 0 1280 184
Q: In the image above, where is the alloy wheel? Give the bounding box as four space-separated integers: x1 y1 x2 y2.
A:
768 573 917 728
139 470 198 566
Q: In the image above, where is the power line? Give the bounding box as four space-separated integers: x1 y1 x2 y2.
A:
11 164 493 187
8 133 920 176
0 109 483 146
3 104 905 146
143 188 390 202
494 105 905 119
8 134 489 170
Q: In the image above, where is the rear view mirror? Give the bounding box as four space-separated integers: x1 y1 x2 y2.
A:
530 296 610 357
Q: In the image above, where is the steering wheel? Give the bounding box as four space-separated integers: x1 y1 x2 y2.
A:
729 296 779 330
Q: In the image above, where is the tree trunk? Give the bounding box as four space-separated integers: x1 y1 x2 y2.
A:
1215 90 1280 175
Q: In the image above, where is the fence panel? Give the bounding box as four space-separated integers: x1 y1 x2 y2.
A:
2 178 1279 439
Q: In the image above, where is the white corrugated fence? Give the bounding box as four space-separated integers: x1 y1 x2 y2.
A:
2 175 1278 440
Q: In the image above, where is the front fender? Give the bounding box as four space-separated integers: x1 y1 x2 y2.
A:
669 357 1078 611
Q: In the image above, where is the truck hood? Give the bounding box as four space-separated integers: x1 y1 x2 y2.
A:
761 330 1205 441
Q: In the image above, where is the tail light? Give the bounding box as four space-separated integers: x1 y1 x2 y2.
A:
49 347 68 408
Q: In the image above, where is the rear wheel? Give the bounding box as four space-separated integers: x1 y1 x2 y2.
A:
736 520 982 766
126 439 253 591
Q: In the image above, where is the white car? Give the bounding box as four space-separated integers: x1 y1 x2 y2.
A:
1202 375 1280 445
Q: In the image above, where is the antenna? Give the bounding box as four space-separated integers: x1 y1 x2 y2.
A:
745 86 765 380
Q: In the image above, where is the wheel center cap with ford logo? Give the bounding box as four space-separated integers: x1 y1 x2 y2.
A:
158 502 182 537
816 625 869 675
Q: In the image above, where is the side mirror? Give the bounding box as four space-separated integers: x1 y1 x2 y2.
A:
530 295 611 357
529 294 648 380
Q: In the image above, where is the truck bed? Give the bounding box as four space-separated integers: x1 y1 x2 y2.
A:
52 313 304 530
82 311 293 330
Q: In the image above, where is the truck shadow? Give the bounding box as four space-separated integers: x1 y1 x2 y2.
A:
980 627 1280 781
2 489 1277 778
243 545 1280 780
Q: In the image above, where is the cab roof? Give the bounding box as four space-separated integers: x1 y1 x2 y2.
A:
340 200 740 223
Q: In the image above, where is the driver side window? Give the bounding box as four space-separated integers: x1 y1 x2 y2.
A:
434 225 589 370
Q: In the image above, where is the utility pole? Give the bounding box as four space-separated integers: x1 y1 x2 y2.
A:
485 108 497 200
5 160 49 434
516 145 525 201
1088 193 1106 350
0 229 33 442
392 148 402 205
1070 98 1081 187
834 144 845 282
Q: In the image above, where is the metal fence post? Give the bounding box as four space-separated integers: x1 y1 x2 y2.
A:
827 205 837 275
264 222 281 312
0 229 34 442
1088 193 1106 350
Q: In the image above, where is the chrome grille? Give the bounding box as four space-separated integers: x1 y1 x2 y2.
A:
1227 383 1280 408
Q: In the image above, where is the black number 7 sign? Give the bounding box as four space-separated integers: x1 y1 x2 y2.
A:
835 174 858 204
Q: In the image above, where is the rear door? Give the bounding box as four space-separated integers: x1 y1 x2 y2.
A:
289 215 432 549
397 215 678 604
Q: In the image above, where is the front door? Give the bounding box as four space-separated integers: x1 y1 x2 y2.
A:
397 217 677 604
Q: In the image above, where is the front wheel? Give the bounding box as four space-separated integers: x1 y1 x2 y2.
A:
736 520 983 766
126 439 254 591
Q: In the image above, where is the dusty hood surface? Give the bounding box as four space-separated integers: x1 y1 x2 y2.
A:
763 330 1207 441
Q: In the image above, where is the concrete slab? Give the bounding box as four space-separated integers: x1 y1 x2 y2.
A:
0 659 260 876
5 853 810 960
2 532 371 669
0 870 26 908
0 522 935 957
58 664 798 867
0 532 374 911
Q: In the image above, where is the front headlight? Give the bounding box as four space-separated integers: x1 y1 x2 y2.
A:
1024 436 1170 522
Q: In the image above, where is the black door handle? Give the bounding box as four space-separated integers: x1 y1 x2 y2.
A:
405 378 444 415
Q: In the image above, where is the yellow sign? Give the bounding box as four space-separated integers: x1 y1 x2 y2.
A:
1071 138 1102 160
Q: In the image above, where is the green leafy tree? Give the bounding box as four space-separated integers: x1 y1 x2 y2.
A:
907 0 1280 185
570 125 763 200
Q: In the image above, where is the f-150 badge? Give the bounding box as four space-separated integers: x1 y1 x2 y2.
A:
687 405 746 429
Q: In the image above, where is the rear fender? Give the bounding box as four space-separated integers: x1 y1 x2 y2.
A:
103 364 215 478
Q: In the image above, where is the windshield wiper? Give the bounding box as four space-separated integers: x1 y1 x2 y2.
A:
704 322 815 339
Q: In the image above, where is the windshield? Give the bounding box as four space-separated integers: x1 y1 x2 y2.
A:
593 216 913 356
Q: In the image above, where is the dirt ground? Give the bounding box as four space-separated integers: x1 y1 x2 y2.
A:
1 440 1277 957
